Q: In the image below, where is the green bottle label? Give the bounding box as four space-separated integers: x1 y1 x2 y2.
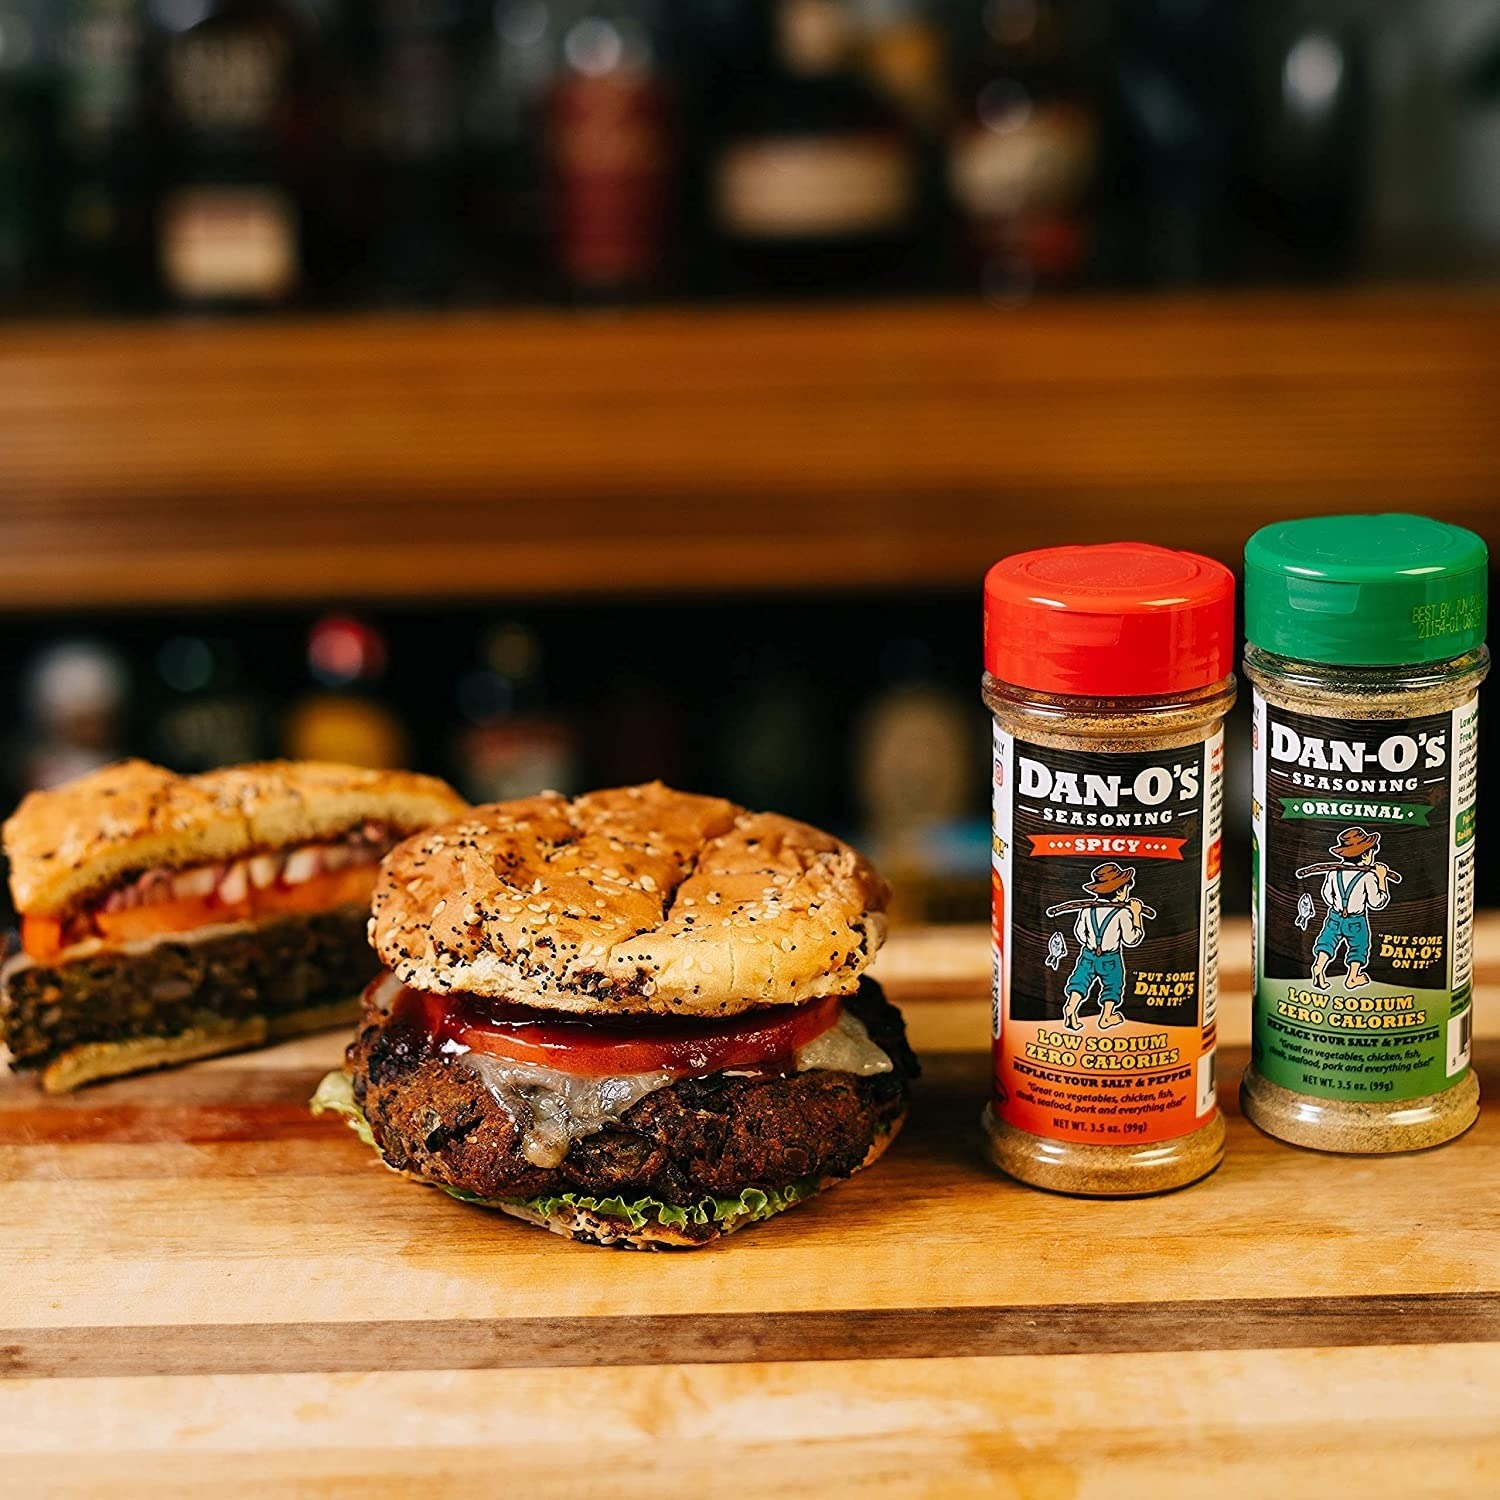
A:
1250 692 1479 1101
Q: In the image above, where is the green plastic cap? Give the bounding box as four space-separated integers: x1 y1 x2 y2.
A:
1245 513 1488 666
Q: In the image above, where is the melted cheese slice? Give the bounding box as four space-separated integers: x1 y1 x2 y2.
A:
462 1008 893 1169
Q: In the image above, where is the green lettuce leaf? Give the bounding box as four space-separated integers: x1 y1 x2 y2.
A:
443 1180 820 1231
310 1069 378 1150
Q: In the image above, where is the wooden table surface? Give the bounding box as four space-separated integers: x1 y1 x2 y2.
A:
3 917 1499 1497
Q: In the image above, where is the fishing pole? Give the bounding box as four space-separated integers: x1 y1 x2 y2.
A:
1294 862 1402 884
1045 899 1159 919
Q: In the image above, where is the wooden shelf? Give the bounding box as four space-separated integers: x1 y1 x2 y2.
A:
1 290 1497 609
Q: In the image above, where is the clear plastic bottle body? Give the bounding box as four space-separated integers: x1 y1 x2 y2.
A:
981 672 1236 1196
1242 644 1489 1154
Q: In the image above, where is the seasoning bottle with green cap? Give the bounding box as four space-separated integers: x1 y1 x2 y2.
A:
983 543 1236 1195
1243 513 1489 1153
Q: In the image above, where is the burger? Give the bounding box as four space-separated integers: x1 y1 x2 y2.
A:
313 782 917 1248
1 759 466 1091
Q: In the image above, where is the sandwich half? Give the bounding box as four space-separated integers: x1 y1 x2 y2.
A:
2 759 466 1092
314 781 918 1248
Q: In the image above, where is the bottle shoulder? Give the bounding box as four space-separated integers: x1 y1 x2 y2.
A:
982 672 1235 751
1244 644 1489 717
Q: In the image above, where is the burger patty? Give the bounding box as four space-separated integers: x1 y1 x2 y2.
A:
348 977 919 1206
1 907 376 1069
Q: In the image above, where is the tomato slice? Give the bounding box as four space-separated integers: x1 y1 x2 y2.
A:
24 865 381 960
19 915 64 964
391 983 844 1079
257 865 378 918
95 894 254 946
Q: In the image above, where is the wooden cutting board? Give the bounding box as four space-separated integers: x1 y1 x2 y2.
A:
3 919 1499 1498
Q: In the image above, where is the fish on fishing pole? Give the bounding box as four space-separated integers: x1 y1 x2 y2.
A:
1045 930 1068 970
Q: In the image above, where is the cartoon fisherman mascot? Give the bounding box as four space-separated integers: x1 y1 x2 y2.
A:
1061 862 1146 1032
1307 826 1393 991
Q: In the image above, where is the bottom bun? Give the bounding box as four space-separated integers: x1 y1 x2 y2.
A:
39 996 360 1094
485 1111 907 1249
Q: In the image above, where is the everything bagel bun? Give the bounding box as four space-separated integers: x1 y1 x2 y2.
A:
369 782 890 1017
6 759 467 918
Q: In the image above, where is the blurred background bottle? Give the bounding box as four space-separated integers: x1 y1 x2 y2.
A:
1367 4 1500 280
56 0 149 311
466 0 560 299
593 669 683 789
852 636 987 923
1232 1 1369 283
716 644 832 822
18 640 130 792
452 621 579 802
0 0 53 311
147 0 326 311
947 0 1100 299
357 0 470 306
857 0 946 134
1104 0 1239 287
711 0 920 294
285 614 409 768
672 0 758 293
544 0 673 303
150 632 263 771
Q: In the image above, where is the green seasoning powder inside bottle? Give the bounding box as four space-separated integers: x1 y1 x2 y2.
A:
1243 513 1489 1153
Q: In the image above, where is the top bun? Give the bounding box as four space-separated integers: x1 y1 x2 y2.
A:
5 759 467 917
370 782 890 1017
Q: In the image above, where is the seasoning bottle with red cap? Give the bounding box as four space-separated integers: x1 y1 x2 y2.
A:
982 543 1237 1195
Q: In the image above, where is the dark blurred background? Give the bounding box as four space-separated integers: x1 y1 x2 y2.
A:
0 0 1497 925
5 0 1500 310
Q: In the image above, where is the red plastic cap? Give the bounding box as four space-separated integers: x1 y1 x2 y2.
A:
984 542 1236 698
